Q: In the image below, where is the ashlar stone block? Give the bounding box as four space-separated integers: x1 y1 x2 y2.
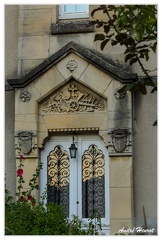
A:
33 66 65 100
110 187 133 219
110 156 132 187
19 9 52 36
18 35 49 60
110 219 133 235
79 63 112 96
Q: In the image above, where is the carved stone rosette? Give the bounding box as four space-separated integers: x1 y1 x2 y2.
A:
66 59 78 71
41 83 105 114
108 128 132 155
20 91 31 102
114 88 126 99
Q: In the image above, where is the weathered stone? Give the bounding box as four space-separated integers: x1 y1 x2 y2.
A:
51 21 94 34
8 41 137 88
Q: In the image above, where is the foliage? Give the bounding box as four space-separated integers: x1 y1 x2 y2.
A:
91 5 157 95
5 191 69 235
5 155 103 235
16 154 43 205
5 189 103 235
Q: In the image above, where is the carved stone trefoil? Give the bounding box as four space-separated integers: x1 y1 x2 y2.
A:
66 60 78 72
18 131 33 154
41 82 105 113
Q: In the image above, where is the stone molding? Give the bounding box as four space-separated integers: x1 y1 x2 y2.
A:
5 84 14 91
7 41 138 88
48 127 99 133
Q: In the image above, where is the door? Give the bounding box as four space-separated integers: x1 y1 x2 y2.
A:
40 134 110 234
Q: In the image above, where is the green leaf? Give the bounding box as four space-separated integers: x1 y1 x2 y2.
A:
138 83 147 94
151 86 157 93
104 25 110 34
124 47 135 54
125 53 136 62
151 42 157 53
153 120 157 126
94 34 105 42
111 40 118 46
144 51 149 61
100 39 110 50
91 7 103 17
130 57 138 65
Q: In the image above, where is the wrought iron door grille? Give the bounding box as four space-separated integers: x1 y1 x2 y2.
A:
82 144 105 218
47 145 70 217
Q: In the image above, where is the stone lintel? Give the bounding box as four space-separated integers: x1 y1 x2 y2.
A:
51 21 94 34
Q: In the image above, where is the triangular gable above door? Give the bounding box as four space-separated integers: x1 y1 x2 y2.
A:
7 41 137 88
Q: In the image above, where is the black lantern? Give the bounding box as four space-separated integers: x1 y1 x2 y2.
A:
69 136 77 158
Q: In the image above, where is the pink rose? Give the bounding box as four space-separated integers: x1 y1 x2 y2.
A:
16 168 24 177
27 195 33 201
19 196 24 202
20 155 25 159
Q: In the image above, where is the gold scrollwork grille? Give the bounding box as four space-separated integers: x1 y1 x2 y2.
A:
47 145 70 217
82 144 105 218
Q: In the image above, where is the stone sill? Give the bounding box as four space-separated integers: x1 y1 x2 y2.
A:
51 21 94 35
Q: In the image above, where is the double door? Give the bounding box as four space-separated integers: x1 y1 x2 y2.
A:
40 134 110 234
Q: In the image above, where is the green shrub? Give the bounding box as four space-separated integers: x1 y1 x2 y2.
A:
5 191 69 235
5 155 103 235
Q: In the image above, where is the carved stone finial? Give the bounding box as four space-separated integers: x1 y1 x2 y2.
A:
20 91 31 102
66 60 78 72
114 88 126 99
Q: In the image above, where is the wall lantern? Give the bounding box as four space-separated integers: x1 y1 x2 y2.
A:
69 135 77 158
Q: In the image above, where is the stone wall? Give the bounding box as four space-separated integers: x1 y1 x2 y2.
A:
133 88 157 229
5 5 19 197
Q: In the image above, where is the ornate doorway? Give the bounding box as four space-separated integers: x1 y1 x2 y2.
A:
40 134 110 234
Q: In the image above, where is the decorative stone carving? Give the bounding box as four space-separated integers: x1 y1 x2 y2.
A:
48 127 99 133
66 60 78 72
20 91 31 102
41 83 105 113
114 88 126 99
108 128 132 154
18 131 33 154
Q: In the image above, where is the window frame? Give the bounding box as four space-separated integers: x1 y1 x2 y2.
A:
59 4 89 20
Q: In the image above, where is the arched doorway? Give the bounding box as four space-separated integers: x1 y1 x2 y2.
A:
40 133 110 234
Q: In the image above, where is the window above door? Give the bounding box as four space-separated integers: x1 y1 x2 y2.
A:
59 4 89 19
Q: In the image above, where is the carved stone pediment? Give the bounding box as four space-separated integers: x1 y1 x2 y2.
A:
40 80 106 114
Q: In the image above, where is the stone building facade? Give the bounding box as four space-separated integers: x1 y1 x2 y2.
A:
5 5 157 235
